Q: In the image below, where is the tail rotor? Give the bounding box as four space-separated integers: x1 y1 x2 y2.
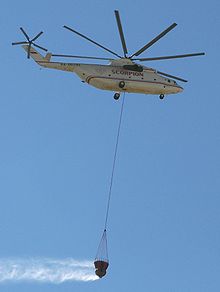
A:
12 27 48 58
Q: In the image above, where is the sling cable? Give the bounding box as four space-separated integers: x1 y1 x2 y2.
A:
94 93 126 278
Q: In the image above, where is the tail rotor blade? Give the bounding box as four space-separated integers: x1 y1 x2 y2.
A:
12 41 28 46
20 27 30 41
27 44 31 59
31 31 43 42
32 43 48 51
130 23 177 58
114 10 128 57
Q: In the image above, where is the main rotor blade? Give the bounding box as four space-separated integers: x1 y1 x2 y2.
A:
52 54 114 60
20 27 30 41
130 23 177 58
157 70 188 82
32 43 48 51
63 25 122 58
114 10 128 57
31 31 43 42
133 52 205 61
12 41 29 45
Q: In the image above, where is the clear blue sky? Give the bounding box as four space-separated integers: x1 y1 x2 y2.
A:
1 0 220 291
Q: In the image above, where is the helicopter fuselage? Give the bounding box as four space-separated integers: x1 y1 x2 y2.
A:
23 46 183 96
73 61 183 95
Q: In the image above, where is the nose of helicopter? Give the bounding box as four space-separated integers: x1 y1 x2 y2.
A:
177 85 184 93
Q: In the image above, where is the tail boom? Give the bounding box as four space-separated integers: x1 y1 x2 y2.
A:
22 45 75 72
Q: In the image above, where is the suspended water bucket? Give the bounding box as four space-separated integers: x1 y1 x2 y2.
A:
94 229 109 278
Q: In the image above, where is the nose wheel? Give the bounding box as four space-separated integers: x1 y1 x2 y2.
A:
114 92 120 100
159 94 165 99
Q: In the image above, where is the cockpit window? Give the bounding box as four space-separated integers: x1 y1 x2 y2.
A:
123 64 143 72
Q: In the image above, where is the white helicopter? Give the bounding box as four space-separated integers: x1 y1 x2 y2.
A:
12 10 205 100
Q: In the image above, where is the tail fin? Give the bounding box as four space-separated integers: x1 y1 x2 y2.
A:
45 52 52 62
22 45 51 63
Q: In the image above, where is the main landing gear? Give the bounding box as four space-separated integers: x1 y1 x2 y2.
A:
114 81 125 100
119 81 125 88
159 94 165 100
114 92 120 100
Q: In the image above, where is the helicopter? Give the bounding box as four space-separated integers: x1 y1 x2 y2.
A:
12 10 205 100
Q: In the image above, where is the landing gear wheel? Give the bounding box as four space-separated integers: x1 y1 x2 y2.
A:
159 94 165 100
114 92 120 100
119 81 125 88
